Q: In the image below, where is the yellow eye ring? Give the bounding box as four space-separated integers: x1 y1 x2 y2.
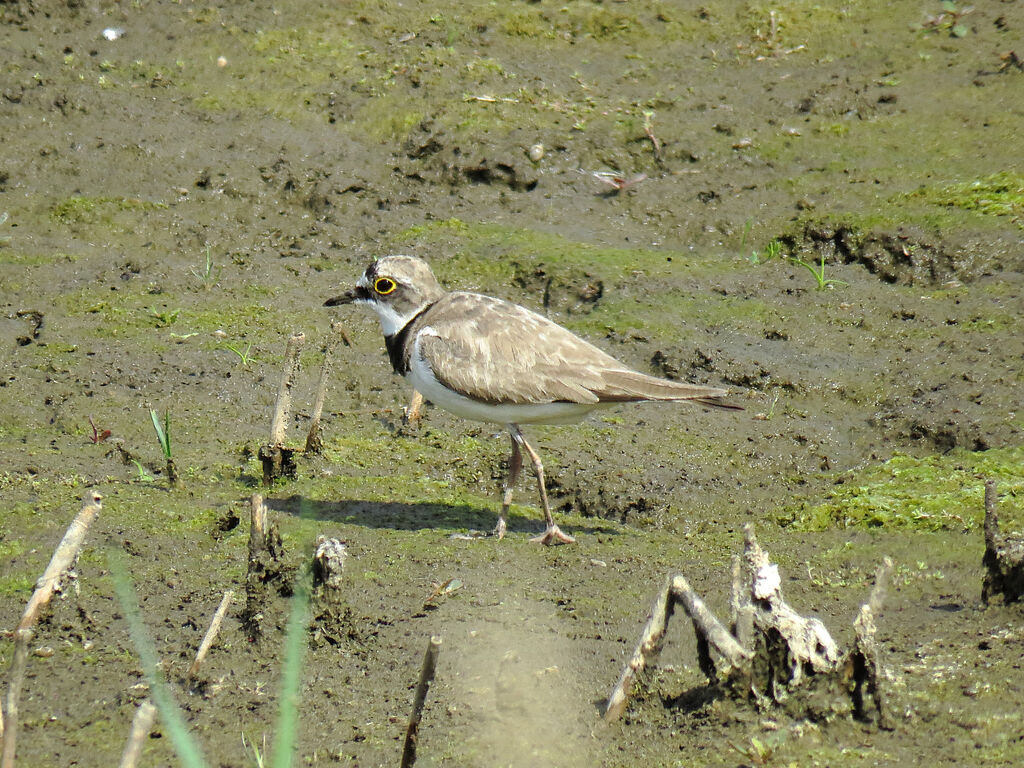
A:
374 277 397 295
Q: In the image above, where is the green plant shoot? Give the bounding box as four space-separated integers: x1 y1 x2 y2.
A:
151 409 172 459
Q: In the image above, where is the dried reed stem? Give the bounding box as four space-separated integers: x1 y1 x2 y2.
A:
187 590 234 680
868 557 894 616
1 629 33 768
269 332 305 446
18 492 103 632
248 493 269 557
670 574 750 668
306 323 348 453
603 574 674 721
117 700 157 768
401 635 442 768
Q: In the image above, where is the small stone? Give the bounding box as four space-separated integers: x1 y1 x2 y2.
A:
527 143 544 162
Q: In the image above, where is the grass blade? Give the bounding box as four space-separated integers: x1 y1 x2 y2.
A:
164 411 172 459
271 584 310 768
109 551 206 768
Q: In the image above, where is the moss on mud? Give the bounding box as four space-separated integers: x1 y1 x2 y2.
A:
906 171 1024 224
50 196 168 227
793 446 1024 531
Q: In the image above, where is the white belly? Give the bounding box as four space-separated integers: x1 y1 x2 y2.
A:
408 345 602 426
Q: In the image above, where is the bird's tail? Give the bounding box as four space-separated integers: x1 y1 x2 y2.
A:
596 370 743 410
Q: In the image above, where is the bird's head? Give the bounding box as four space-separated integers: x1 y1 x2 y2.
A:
325 255 446 337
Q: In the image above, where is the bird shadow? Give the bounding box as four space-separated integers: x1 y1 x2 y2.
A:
265 494 621 539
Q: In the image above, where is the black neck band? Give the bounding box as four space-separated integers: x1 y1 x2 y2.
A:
384 302 436 375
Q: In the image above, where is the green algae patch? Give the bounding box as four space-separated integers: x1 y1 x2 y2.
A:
60 282 294 347
791 446 1024 531
0 573 34 599
50 196 168 227
0 251 78 267
905 172 1024 225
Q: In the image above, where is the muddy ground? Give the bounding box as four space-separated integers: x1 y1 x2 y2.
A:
1 0 1023 766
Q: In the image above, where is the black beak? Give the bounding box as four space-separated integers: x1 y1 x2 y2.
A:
324 286 369 306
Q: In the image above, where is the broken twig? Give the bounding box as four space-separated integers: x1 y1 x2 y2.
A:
187 590 234 681
0 490 102 754
18 491 103 632
850 558 895 730
269 332 305 445
306 323 349 453
260 332 305 485
603 573 750 721
401 635 442 768
117 700 157 768
242 494 286 640
603 574 674 721
0 630 32 768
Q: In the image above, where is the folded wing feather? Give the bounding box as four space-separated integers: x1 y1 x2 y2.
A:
416 292 738 410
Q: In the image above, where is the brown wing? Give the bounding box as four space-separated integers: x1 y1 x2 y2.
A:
415 293 735 407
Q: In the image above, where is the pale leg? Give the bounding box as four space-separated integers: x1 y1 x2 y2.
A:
494 432 522 539
510 425 575 545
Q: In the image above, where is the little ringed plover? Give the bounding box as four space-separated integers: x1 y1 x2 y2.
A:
326 255 740 545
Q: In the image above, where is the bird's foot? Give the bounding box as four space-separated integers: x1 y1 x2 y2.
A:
402 391 425 427
529 525 575 546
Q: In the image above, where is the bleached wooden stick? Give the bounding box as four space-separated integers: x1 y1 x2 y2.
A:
306 322 348 453
603 574 675 721
18 491 103 632
187 590 234 680
249 493 268 552
670 574 750 669
117 700 157 768
269 332 305 446
604 571 754 722
1 629 32 768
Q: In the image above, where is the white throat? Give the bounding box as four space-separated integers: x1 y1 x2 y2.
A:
371 301 420 337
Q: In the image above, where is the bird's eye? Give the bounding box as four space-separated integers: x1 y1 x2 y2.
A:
374 277 397 295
